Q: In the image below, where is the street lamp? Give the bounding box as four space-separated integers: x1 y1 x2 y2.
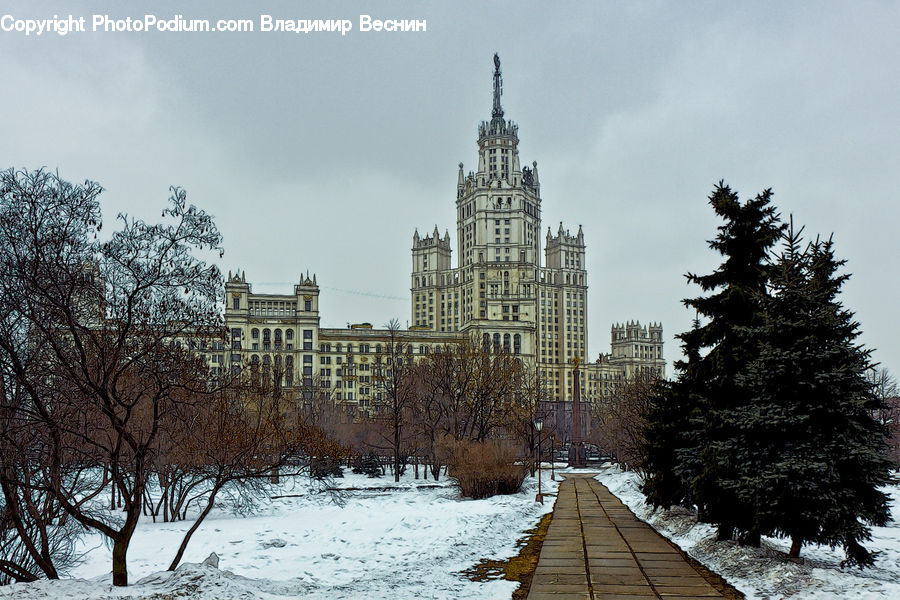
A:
535 418 544 504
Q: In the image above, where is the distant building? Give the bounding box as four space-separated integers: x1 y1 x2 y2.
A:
222 55 663 419
408 54 663 403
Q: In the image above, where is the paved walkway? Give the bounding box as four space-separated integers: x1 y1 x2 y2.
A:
528 474 728 600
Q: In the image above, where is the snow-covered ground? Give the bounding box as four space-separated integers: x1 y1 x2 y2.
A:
0 470 559 599
595 465 900 600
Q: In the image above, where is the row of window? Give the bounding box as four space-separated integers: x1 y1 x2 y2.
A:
243 299 313 314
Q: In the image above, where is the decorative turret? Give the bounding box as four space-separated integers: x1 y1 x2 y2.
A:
545 222 586 272
412 225 452 274
225 269 251 314
610 321 664 343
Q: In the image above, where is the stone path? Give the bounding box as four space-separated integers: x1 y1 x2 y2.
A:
527 474 729 599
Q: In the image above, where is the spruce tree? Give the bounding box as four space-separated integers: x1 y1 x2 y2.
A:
643 319 704 509
741 228 892 566
678 182 783 542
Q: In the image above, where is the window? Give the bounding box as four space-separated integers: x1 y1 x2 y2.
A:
304 300 311 311
232 297 239 310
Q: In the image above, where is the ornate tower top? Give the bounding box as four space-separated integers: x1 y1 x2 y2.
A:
492 53 503 119
479 54 518 144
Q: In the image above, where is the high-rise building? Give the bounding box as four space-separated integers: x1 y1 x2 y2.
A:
411 54 657 402
224 55 663 418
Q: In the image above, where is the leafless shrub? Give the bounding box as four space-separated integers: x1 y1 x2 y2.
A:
437 436 526 499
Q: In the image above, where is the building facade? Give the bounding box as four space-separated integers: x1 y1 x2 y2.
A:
410 54 661 403
223 55 664 419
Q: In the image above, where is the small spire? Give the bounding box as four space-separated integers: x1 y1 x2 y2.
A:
413 228 419 242
492 53 503 119
458 162 464 186
532 161 539 186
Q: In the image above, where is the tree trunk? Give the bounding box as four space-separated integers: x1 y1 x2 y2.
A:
111 537 129 586
789 537 802 560
716 524 734 542
169 484 222 571
394 424 401 483
739 529 761 547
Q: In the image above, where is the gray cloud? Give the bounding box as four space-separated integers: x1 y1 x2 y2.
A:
1 0 898 372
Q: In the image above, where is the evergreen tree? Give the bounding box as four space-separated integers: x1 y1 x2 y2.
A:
678 182 784 542
740 228 892 566
642 319 704 509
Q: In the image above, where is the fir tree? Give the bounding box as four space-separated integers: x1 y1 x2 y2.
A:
678 182 784 542
642 319 704 509
740 227 893 566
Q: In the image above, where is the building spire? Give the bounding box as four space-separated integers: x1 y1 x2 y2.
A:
492 53 503 119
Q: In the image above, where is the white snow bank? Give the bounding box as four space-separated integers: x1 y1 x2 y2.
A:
594 464 900 600
0 471 558 600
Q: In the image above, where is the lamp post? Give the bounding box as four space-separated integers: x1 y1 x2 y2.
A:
535 418 544 504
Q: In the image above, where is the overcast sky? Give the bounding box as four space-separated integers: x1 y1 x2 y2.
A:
2 1 898 374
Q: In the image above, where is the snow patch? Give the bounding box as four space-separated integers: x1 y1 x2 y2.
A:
594 464 900 600
0 471 559 600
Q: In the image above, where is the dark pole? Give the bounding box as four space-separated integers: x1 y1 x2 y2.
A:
550 435 555 481
568 357 586 467
535 418 544 503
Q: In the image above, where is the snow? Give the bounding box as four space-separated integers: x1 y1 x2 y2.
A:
9 464 900 599
0 470 558 599
594 464 900 600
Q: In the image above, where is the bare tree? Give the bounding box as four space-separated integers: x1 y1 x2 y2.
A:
0 168 225 586
591 370 662 471
867 367 900 466
375 319 416 482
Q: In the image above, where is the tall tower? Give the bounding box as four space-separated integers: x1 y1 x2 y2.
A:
455 54 542 329
539 223 588 402
411 54 589 385
411 226 452 329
